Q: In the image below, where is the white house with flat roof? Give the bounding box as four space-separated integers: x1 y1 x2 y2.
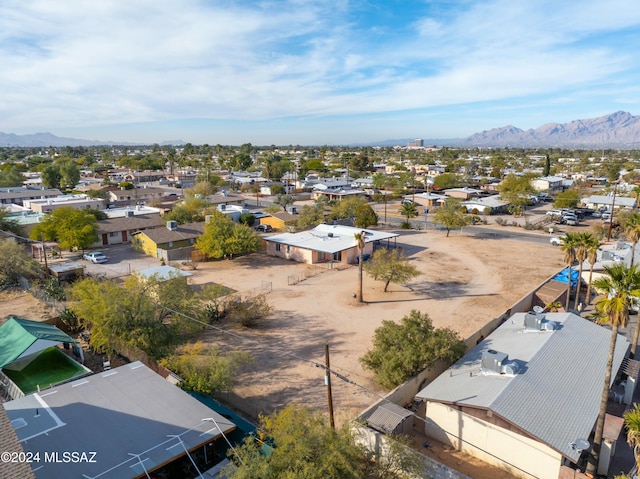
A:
264 224 398 265
415 311 630 479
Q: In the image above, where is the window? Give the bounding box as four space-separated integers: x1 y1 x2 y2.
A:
276 244 281 252
287 245 291 253
109 232 118 237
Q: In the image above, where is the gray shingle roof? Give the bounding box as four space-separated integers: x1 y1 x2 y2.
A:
97 214 165 234
136 222 205 245
416 312 628 462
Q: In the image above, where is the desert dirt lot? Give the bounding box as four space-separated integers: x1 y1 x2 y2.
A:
183 227 566 424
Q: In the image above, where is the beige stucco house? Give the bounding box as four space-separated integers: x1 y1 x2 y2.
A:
415 311 630 479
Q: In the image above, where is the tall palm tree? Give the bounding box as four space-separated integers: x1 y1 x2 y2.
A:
354 231 366 303
573 233 592 309
586 264 640 474
561 233 580 311
625 212 640 266
585 235 603 305
624 403 640 473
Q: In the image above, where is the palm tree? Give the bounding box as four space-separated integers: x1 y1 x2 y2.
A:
560 233 580 311
625 212 640 266
624 403 640 473
399 202 419 225
586 264 640 474
573 233 592 310
354 231 366 303
585 236 602 305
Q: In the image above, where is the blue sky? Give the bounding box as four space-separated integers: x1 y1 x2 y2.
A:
1 0 640 145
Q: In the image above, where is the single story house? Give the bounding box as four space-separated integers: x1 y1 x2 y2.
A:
206 191 245 208
131 221 205 261
461 195 510 214
23 194 105 213
3 362 237 479
264 224 398 265
257 211 298 232
531 176 565 193
582 195 636 211
415 311 630 479
107 185 166 205
0 187 62 206
216 204 251 222
96 213 165 246
442 187 483 200
260 181 295 195
312 177 350 191
312 188 368 202
405 192 448 209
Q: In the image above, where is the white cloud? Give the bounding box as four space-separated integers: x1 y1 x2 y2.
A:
1 0 640 142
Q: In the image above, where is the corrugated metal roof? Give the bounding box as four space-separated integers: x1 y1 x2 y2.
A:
416 312 628 462
366 402 413 434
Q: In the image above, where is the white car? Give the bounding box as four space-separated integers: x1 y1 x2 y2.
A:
546 209 562 217
550 237 565 246
83 251 108 263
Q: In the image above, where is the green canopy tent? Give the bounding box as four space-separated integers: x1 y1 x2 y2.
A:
0 317 76 371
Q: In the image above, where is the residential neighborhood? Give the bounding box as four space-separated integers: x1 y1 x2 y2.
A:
3 144 640 478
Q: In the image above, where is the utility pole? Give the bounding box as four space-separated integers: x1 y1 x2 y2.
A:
42 233 49 279
325 344 335 430
607 182 618 241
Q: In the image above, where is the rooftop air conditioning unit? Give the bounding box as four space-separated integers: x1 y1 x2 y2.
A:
524 311 557 332
125 210 134 217
166 220 178 231
524 312 544 331
481 350 519 375
328 232 334 237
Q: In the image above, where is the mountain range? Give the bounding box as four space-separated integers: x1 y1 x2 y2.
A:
2 111 640 148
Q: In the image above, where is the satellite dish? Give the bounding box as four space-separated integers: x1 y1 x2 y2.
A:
571 438 590 452
533 305 544 314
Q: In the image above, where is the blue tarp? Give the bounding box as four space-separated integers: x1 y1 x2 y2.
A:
552 267 580 288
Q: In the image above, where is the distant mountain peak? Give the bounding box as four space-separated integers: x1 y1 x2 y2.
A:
459 111 640 148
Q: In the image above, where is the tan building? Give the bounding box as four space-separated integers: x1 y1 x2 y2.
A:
415 311 630 479
23 195 105 213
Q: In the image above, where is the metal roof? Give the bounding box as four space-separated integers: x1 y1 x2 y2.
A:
415 312 628 462
3 362 236 479
264 224 399 254
366 402 413 434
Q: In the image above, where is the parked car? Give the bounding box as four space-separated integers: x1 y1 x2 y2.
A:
564 217 579 226
83 251 108 263
602 212 612 220
546 209 562 217
255 224 273 232
550 237 565 246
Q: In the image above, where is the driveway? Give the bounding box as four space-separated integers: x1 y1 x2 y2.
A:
74 244 162 278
